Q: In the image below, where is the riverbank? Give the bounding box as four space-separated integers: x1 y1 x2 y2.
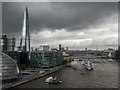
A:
14 59 118 88
2 65 65 90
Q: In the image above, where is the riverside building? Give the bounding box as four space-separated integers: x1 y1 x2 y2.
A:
0 53 19 84
1 34 15 52
30 51 63 68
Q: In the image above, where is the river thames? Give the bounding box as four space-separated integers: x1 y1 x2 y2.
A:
15 59 118 88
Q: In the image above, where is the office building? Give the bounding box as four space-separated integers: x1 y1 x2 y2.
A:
63 51 71 62
7 38 15 51
30 51 63 68
1 34 15 52
20 7 30 51
59 44 61 51
39 45 49 51
1 34 7 52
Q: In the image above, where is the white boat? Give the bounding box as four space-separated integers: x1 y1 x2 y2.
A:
45 76 53 83
45 76 62 84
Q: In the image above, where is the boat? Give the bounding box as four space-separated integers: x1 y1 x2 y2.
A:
79 59 82 61
53 77 62 84
46 76 62 84
85 64 93 71
81 72 85 75
45 76 53 83
84 59 93 71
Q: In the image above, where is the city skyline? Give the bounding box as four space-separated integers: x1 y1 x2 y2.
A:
3 2 118 50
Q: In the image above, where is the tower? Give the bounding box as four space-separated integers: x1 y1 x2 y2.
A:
66 47 68 51
59 44 61 51
20 7 30 51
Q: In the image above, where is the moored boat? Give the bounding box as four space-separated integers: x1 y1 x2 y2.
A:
45 76 53 83
45 76 62 84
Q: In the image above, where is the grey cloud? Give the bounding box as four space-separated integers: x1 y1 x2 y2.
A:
2 2 118 50
3 2 118 35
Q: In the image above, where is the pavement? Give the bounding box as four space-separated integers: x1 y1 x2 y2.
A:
2 65 63 90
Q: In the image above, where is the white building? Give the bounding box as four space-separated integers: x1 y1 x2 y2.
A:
39 45 49 51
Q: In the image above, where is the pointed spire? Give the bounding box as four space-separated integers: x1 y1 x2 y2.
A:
26 6 28 10
26 6 28 15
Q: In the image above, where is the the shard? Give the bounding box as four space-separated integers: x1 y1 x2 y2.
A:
20 7 30 51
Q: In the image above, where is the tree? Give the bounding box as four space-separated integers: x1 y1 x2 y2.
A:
20 64 26 70
62 60 68 65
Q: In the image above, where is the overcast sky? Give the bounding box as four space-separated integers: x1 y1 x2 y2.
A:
2 2 118 50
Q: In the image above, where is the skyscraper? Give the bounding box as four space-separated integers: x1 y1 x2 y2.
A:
20 7 30 51
59 44 61 51
66 47 68 51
